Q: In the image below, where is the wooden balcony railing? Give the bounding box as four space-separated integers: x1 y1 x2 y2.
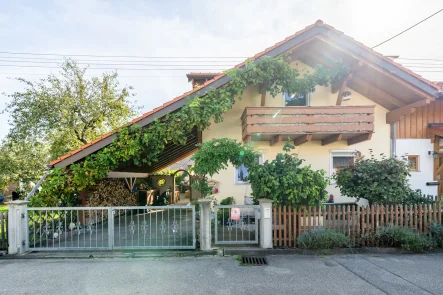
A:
241 105 375 146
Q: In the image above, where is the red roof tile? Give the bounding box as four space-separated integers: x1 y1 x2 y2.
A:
49 20 441 166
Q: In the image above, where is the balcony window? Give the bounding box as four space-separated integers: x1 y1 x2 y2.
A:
284 92 311 106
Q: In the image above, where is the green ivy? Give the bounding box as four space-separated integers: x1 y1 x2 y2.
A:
35 56 347 206
192 139 329 207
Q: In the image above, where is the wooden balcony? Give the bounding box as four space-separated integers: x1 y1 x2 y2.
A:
241 106 375 146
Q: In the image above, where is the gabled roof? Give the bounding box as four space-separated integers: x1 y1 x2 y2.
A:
50 20 441 168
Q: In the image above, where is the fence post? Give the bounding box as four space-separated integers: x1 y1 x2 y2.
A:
6 200 29 255
259 199 273 249
198 198 213 251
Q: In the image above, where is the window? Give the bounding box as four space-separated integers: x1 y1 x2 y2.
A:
408 155 419 172
284 92 311 106
235 154 263 184
330 150 356 179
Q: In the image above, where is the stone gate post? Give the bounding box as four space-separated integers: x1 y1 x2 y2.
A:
198 198 213 251
259 199 273 249
7 200 29 254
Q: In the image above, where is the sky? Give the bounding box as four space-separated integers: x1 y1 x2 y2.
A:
1 0 443 141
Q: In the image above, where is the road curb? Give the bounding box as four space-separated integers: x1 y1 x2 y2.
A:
0 249 221 259
222 247 443 256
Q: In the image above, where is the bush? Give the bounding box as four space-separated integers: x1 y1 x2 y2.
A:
334 151 412 205
430 223 443 247
402 234 437 252
365 225 437 252
297 229 350 250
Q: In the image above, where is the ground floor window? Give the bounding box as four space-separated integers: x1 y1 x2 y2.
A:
235 153 263 184
408 155 419 172
330 150 356 180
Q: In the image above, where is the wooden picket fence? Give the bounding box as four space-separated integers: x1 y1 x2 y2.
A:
0 211 8 251
273 203 443 248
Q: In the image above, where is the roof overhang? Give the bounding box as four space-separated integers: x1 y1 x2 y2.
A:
50 20 440 169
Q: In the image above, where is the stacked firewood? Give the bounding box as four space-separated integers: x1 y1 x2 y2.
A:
89 179 137 207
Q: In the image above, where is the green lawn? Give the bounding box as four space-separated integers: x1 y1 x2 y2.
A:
0 204 7 212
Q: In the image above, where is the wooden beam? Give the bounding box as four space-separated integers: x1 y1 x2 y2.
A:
321 134 343 146
315 35 436 100
336 73 352 105
349 77 407 108
386 98 431 124
243 135 251 144
270 135 283 146
261 91 267 106
331 61 363 94
294 134 312 146
347 133 372 146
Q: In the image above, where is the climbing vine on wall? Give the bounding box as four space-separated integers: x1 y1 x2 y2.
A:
192 138 328 206
34 56 347 206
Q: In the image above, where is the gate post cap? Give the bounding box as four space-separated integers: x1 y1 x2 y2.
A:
197 198 213 204
258 198 273 204
5 200 30 205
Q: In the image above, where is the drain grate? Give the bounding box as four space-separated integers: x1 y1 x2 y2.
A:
241 256 268 266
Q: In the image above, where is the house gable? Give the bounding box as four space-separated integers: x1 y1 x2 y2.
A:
49 20 440 169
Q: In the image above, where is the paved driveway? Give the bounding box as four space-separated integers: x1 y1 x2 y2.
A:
1 254 442 294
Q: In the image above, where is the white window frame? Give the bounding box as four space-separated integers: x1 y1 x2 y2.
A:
283 91 312 107
330 150 356 183
234 152 264 185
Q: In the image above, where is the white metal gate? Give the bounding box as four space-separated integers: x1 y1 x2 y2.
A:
214 205 260 244
25 206 196 251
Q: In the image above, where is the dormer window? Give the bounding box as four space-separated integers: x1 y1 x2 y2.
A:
284 92 311 106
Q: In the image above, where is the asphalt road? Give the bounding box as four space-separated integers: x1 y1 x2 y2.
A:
1 254 442 294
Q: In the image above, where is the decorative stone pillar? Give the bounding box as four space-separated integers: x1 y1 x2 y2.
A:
7 200 30 254
259 198 273 249
198 198 213 251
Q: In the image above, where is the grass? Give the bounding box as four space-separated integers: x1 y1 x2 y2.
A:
0 204 7 212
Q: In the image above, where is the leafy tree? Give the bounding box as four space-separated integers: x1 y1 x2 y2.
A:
192 138 328 206
3 59 138 159
334 151 432 204
0 140 49 194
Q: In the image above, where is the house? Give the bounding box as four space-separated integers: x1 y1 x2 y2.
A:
48 20 441 205
395 81 443 196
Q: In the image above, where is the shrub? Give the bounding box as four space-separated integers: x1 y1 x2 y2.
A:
430 223 443 247
365 225 437 252
366 225 412 247
297 229 350 250
402 234 437 252
334 151 412 205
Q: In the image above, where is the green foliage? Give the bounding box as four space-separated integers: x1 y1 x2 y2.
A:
0 140 49 194
365 225 437 252
297 229 350 250
217 197 235 222
4 59 138 160
192 139 328 206
248 140 328 206
35 56 346 206
334 151 430 205
402 234 437 252
430 223 443 247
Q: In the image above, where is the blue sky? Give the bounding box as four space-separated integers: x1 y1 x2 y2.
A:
1 0 443 141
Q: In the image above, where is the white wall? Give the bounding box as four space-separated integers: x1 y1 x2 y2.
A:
396 138 438 196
